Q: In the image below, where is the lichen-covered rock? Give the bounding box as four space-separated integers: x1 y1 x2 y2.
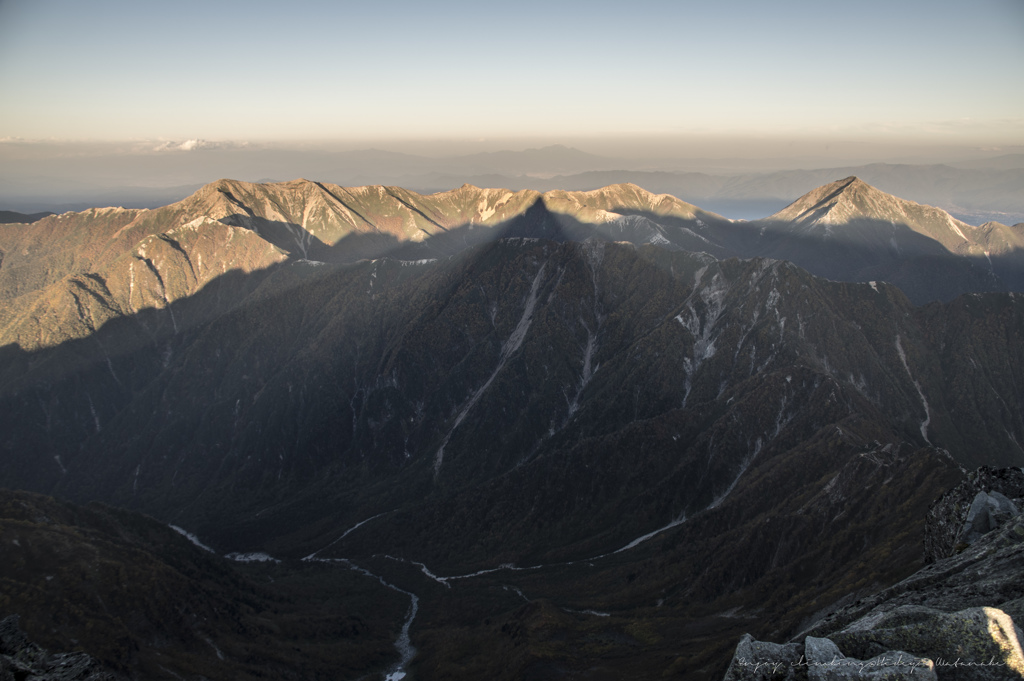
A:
830 606 1024 681
722 633 805 681
803 636 935 680
924 467 1024 563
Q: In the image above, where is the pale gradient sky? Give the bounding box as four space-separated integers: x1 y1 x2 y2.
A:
1 0 1022 147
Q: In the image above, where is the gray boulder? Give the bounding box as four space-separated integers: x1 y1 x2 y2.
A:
721 634 937 680
830 606 1024 681
722 633 804 681
960 491 1020 547
804 636 935 680
924 467 1024 563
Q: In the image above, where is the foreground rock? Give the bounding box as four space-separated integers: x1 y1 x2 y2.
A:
0 615 122 681
724 469 1024 680
722 633 935 680
924 467 1024 563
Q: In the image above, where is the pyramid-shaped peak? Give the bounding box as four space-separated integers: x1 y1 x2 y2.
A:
764 176 915 227
757 176 982 253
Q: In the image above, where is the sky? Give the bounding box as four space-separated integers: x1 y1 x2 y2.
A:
1 0 1022 150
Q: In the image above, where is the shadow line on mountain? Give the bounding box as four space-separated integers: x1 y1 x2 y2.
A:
0 200 584 494
2 194 1024 497
4 193 1024 399
213 194 1024 306
189 174 1024 306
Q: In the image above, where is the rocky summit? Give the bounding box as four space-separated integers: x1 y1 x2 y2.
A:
723 467 1024 681
1 180 1023 679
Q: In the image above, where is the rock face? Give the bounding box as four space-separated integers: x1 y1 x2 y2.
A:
961 492 1020 546
804 635 935 681
724 470 1024 680
0 615 122 681
722 632 937 680
829 607 1023 681
924 467 1024 563
722 634 804 681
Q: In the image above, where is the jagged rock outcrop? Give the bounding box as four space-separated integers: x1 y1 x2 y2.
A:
722 634 804 681
924 467 1024 562
804 635 935 681
724 469 1024 680
827 606 1023 681
0 615 121 681
721 632 936 680
961 492 1020 546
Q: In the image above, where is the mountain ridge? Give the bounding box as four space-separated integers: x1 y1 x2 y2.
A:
2 177 1024 679
2 176 1019 359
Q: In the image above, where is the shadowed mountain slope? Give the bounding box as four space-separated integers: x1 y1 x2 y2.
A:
746 177 1023 303
1 178 1018 358
2 179 1024 679
0 489 409 680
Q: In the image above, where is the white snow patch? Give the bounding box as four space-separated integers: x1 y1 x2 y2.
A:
303 512 390 560
895 335 932 444
566 608 611 617
128 262 136 312
169 525 215 553
564 255 603 423
708 437 763 509
86 394 101 433
676 270 729 406
504 585 529 602
434 263 547 475
947 214 968 241
612 514 687 554
201 636 225 660
477 197 498 222
226 552 281 563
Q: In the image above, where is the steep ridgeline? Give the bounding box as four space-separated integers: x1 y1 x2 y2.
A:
1 178 1019 361
748 177 1024 303
1 180 1023 679
0 179 726 356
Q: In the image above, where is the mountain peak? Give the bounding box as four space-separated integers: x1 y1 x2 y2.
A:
758 176 990 261
767 176 932 228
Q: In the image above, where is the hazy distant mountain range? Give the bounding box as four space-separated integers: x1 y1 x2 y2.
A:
3 145 1023 225
1 177 1022 680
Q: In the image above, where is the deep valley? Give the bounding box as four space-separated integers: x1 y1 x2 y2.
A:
1 178 1022 680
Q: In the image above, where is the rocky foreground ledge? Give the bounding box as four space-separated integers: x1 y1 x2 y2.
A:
0 615 122 681
723 468 1024 680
